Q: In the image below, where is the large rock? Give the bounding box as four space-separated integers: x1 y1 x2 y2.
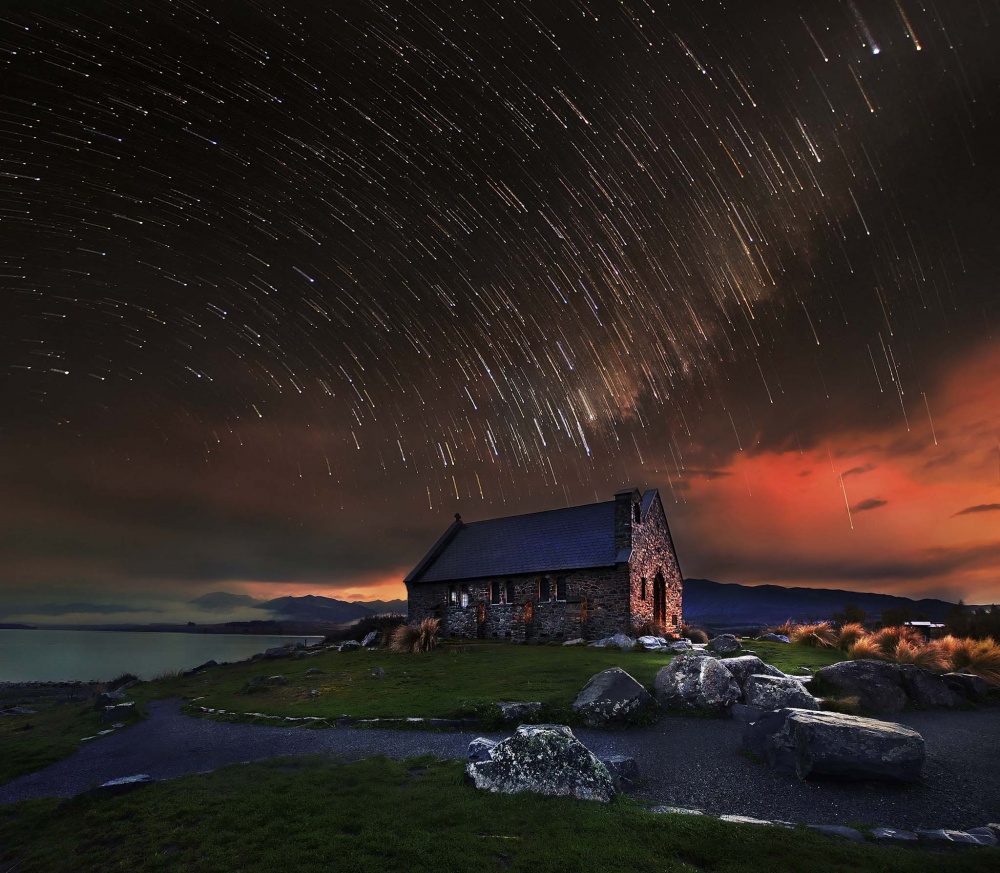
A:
465 724 615 802
943 672 990 701
669 640 694 652
756 633 791 643
812 660 907 713
572 667 655 726
654 652 740 713
467 737 497 763
361 631 379 647
93 691 126 711
717 656 786 695
744 674 820 711
638 635 667 650
708 634 741 654
899 665 960 708
587 633 635 651
496 701 542 721
743 708 924 782
260 645 295 659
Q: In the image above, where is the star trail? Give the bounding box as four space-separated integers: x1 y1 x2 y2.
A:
1 0 999 613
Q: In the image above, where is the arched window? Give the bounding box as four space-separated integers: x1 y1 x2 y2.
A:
538 577 551 602
505 580 516 603
490 581 502 605
555 577 567 602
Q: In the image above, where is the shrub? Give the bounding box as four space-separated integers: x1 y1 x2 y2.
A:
790 621 837 648
868 625 922 656
891 638 950 671
846 636 885 660
944 636 1000 685
836 622 866 651
682 625 709 644
389 618 441 654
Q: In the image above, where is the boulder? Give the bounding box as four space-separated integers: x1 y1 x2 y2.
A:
562 638 585 646
468 737 497 763
496 701 542 721
654 652 740 713
756 633 790 643
572 667 655 727
731 703 765 723
601 755 638 790
669 640 694 652
638 635 667 649
266 675 288 686
339 640 362 652
184 659 218 675
465 724 615 802
744 675 820 711
717 656 786 695
587 633 635 651
743 708 924 782
101 702 136 723
943 672 991 701
899 665 960 708
361 631 379 647
260 645 295 659
708 634 741 654
811 660 908 713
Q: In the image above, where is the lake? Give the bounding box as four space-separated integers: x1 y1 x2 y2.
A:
0 629 325 682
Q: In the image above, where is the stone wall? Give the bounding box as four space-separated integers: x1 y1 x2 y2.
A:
406 567 630 642
627 491 684 634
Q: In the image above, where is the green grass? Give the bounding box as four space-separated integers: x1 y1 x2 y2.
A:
1 755 994 873
0 640 845 787
0 701 124 787
129 639 846 723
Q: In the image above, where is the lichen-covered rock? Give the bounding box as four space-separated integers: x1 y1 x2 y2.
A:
744 674 820 711
468 737 497 763
587 633 636 651
717 656 786 695
669 640 694 652
496 701 542 721
465 724 615 802
638 635 667 649
572 667 655 726
742 708 924 782
654 652 740 713
898 665 960 708
812 660 907 713
708 634 741 654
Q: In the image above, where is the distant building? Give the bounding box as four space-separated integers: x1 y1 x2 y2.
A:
405 488 684 641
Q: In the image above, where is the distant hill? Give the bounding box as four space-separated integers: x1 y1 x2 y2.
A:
350 599 406 614
190 592 260 611
683 578 961 630
256 595 374 624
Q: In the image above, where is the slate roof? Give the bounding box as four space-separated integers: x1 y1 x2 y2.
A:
406 499 622 584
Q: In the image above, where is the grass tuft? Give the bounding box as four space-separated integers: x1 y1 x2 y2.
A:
389 618 441 653
836 622 867 651
790 621 837 648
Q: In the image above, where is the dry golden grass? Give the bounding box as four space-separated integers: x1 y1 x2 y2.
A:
766 620 797 636
790 621 837 648
891 638 950 670
868 625 923 655
389 618 441 654
846 636 885 660
836 622 867 651
944 636 1000 685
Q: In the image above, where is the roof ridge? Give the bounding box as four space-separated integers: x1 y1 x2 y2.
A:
458 499 614 528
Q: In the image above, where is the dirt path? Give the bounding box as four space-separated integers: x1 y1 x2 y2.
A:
2 700 998 829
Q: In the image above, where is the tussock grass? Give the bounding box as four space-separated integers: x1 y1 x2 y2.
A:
846 636 885 660
790 621 837 648
868 625 923 656
1 756 996 873
944 636 1000 685
891 638 950 670
681 624 708 644
836 622 867 651
389 618 441 653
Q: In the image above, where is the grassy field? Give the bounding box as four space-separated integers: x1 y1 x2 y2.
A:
129 639 846 723
0 640 845 787
1 755 995 873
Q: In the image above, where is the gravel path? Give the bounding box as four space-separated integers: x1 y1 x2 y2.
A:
2 700 998 829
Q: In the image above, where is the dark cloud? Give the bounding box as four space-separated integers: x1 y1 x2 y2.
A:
852 498 888 513
954 504 1000 516
843 464 876 478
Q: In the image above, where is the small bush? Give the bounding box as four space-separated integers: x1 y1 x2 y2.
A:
389 618 441 654
836 622 866 651
945 636 1000 685
790 622 837 648
846 636 885 660
868 625 922 656
820 695 861 715
682 626 709 644
891 638 950 670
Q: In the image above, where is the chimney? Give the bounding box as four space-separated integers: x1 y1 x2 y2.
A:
614 489 637 553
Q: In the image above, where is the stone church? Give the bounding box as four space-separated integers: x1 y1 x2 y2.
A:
405 488 684 641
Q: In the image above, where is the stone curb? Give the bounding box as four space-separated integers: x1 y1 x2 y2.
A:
195 705 481 729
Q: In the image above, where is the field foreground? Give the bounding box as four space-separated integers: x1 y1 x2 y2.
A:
2 755 998 873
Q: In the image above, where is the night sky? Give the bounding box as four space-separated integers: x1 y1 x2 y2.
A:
2 0 999 623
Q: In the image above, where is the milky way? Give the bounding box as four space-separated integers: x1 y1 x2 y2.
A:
2 1 998 600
